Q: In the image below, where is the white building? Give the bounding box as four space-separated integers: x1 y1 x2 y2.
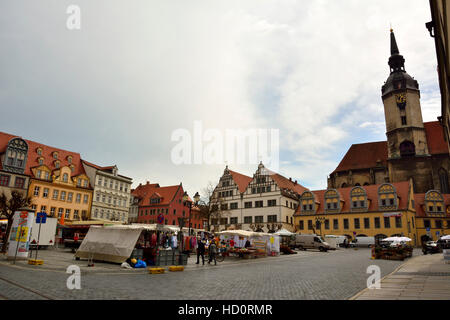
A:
82 160 132 223
210 163 308 233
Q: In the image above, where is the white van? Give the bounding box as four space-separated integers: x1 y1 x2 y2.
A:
290 234 331 252
352 236 375 247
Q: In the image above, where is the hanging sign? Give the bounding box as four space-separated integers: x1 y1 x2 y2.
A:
157 213 164 224
270 237 274 244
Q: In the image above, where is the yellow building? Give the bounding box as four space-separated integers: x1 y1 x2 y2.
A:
294 181 421 246
24 142 93 223
414 190 450 244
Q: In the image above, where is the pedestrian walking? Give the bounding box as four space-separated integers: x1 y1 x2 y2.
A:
196 238 206 265
208 239 217 265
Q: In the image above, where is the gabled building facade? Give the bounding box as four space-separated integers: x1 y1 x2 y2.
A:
82 160 132 223
133 182 204 230
210 163 308 233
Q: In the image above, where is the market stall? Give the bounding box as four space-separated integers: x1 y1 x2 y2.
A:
374 236 413 261
275 229 297 254
75 224 186 266
216 230 280 258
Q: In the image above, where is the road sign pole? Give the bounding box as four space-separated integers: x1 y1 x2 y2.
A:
13 217 23 265
35 220 42 261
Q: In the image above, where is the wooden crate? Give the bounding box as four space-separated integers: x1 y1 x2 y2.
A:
168 266 184 272
148 267 165 274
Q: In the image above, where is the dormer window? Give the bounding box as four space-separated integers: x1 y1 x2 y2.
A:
53 152 58 160
36 148 42 156
67 156 72 164
63 173 68 183
378 184 398 210
350 187 368 211
300 191 315 214
38 157 44 165
54 160 60 168
425 191 444 216
325 189 340 213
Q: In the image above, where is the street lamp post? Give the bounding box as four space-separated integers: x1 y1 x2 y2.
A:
183 191 200 237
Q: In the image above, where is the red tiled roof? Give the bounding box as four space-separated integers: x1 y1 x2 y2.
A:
132 182 182 206
0 131 85 177
295 181 411 215
424 121 448 155
332 141 388 173
270 173 308 195
414 192 450 218
229 170 253 193
82 160 115 172
333 121 448 174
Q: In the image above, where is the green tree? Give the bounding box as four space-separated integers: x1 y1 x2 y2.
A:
0 191 32 253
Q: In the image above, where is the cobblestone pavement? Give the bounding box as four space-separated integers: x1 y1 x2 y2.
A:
0 248 409 300
352 253 450 300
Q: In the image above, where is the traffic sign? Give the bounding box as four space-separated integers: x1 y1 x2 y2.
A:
36 212 47 224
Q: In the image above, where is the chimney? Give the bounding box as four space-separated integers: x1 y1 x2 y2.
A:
146 181 150 185
289 177 292 181
295 180 297 185
139 183 142 187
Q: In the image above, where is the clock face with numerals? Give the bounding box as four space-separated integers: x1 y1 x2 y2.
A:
395 93 406 108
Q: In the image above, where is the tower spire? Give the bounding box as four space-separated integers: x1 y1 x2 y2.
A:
388 29 405 74
390 28 400 55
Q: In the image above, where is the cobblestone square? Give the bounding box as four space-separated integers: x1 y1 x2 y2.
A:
0 247 408 300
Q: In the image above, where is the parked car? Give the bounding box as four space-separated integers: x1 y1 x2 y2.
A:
352 236 375 248
290 234 331 252
422 241 441 255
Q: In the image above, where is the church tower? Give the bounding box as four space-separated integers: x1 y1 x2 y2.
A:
381 29 430 159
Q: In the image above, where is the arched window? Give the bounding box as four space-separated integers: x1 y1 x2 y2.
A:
325 189 340 213
350 187 368 211
438 168 449 194
63 173 68 182
300 191 316 213
2 138 28 174
378 184 398 210
425 190 444 216
399 140 416 157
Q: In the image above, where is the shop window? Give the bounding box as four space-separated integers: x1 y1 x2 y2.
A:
364 218 370 229
395 217 402 228
299 220 304 230
343 219 349 230
374 217 381 229
333 219 339 229
354 218 360 229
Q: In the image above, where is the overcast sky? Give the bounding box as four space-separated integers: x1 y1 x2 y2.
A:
0 0 440 197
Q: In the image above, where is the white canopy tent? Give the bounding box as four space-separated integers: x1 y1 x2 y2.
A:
75 224 180 263
441 235 450 240
216 230 281 253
